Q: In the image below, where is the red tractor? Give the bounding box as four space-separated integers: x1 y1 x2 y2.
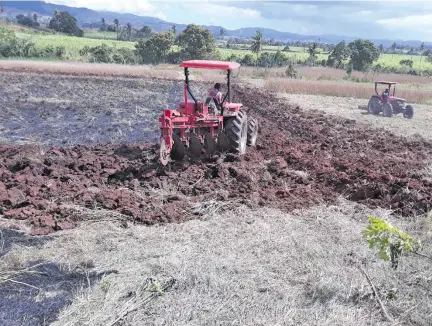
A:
367 81 414 118
159 60 259 165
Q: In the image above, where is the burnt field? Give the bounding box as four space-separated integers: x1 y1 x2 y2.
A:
1 71 432 235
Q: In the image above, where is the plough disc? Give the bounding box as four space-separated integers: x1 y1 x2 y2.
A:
186 132 202 158
216 131 230 152
159 137 171 166
202 131 216 155
170 135 185 161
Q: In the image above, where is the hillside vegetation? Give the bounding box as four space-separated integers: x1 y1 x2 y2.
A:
1 14 432 76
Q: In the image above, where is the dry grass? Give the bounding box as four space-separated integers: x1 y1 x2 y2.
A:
266 78 432 104
1 200 431 325
0 60 226 82
296 67 432 85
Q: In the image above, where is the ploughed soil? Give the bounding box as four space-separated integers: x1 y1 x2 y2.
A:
1 77 432 235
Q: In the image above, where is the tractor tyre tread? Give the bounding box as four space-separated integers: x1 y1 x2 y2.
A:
247 117 258 146
224 109 248 154
404 105 414 119
383 103 393 117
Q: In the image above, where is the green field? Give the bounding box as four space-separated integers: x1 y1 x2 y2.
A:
84 30 118 40
15 31 136 58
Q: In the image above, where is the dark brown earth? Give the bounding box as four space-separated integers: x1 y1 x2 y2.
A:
1 81 432 235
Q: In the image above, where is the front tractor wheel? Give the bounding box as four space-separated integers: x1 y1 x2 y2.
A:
383 103 393 117
404 105 414 119
224 109 248 154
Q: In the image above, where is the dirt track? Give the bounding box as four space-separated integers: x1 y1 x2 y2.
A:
1 73 432 235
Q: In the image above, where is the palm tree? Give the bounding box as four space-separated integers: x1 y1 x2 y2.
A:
391 42 396 58
250 30 264 63
0 5 4 15
420 42 425 63
126 22 132 40
219 28 225 38
171 24 176 35
379 44 384 53
307 42 318 65
33 13 37 22
101 17 106 31
113 19 119 39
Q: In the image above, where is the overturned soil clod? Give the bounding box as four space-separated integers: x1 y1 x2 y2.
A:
1 80 432 235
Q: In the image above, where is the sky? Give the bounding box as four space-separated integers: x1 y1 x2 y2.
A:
49 1 432 41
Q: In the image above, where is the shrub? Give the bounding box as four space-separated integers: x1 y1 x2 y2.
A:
0 28 35 57
79 44 139 64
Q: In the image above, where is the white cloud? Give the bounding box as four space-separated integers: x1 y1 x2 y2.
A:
49 0 156 16
183 3 261 19
377 14 432 28
376 14 432 38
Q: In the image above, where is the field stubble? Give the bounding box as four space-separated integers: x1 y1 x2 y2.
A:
1 201 431 325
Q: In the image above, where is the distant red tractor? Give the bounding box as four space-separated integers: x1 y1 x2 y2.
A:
367 81 414 118
158 60 259 165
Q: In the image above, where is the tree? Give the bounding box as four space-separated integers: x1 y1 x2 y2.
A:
100 18 106 31
49 11 83 37
136 31 175 64
0 5 4 14
126 23 132 40
171 24 176 35
219 28 225 38
347 39 380 72
391 42 397 58
175 24 216 60
250 30 264 60
420 42 425 63
328 41 350 68
16 14 39 27
307 42 318 66
140 25 152 38
114 19 120 39
33 13 38 23
379 44 384 53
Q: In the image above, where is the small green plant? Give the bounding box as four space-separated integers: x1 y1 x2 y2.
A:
99 280 111 293
362 217 421 269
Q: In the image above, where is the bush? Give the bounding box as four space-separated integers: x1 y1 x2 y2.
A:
79 44 139 64
0 28 35 57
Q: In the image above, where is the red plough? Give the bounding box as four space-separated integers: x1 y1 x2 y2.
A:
159 60 259 165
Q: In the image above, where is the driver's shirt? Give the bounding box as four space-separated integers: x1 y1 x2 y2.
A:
209 88 222 103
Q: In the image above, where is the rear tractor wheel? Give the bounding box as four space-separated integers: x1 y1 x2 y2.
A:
224 109 248 154
403 105 414 119
247 117 259 147
367 98 381 115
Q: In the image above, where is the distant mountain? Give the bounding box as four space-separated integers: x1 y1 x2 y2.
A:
1 1 431 47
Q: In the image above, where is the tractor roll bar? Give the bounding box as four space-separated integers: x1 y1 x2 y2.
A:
184 67 198 113
183 66 233 116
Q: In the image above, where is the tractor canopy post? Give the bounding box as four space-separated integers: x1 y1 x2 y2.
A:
221 69 231 105
375 83 378 96
393 84 396 96
184 67 198 113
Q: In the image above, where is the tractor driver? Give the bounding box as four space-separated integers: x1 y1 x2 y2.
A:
382 87 390 98
207 83 223 115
